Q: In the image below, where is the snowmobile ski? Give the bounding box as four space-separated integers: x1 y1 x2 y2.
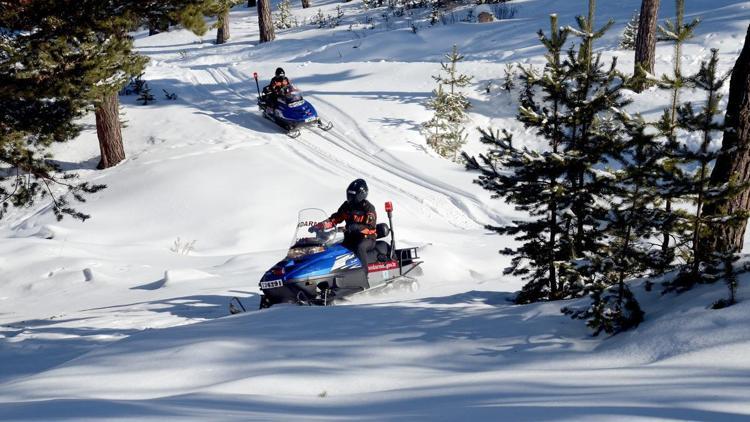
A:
229 296 247 314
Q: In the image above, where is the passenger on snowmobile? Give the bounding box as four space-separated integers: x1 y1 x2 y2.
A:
261 67 292 108
310 179 378 273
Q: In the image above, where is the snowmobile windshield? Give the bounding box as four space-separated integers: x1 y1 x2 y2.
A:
288 208 342 259
281 87 304 104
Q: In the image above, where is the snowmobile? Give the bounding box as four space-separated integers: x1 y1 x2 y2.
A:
229 202 422 313
253 72 333 138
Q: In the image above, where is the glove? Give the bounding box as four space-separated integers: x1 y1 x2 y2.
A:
308 221 333 233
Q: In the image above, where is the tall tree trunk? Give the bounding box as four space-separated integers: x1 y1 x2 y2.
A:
247 0 256 6
216 9 230 44
258 0 275 43
301 0 311 8
633 0 660 91
703 24 750 254
95 92 125 169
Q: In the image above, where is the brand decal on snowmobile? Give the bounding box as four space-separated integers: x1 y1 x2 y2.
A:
332 253 358 270
298 220 316 228
260 280 283 289
367 261 399 272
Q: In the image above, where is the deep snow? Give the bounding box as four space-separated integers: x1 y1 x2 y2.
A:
1 0 750 420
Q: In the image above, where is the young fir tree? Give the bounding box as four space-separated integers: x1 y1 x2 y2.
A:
275 0 295 29
652 0 700 273
712 252 740 309
564 112 661 335
465 16 579 303
423 45 473 161
563 0 619 264
667 49 745 290
619 11 640 50
138 84 156 105
502 62 516 93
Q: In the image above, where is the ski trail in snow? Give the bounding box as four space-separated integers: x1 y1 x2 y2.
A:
308 95 506 227
196 65 504 230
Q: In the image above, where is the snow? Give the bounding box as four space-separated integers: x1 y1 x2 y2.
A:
1 0 750 420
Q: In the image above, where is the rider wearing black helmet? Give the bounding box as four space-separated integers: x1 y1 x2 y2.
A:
312 179 378 273
262 67 292 108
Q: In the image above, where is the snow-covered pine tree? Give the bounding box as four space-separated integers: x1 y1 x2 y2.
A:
422 45 473 161
712 252 740 309
564 112 661 335
274 0 295 29
517 64 539 111
563 0 619 263
619 11 640 50
502 62 516 93
465 127 577 304
653 0 700 274
464 16 581 303
432 45 472 113
571 0 614 72
138 84 156 105
667 49 745 290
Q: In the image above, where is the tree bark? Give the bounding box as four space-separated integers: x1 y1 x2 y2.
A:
95 92 125 169
301 0 310 8
216 9 230 44
633 0 660 91
258 0 275 43
247 0 256 6
703 24 750 254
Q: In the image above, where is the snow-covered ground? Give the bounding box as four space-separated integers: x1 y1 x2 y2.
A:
1 0 750 420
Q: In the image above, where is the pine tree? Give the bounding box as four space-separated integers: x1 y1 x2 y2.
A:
465 16 578 303
275 0 295 29
619 11 639 50
564 0 618 261
466 9 630 305
667 49 743 290
422 45 472 161
564 112 660 335
653 0 701 273
712 253 740 309
502 63 516 93
138 84 156 105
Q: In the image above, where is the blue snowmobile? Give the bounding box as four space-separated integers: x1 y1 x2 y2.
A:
229 202 422 312
253 72 333 138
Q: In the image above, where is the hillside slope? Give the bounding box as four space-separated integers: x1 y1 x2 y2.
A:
1 0 749 420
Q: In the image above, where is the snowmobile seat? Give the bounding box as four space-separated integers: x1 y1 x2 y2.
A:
369 223 392 262
366 241 392 263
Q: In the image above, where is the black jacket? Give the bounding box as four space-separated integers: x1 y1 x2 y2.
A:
329 200 377 241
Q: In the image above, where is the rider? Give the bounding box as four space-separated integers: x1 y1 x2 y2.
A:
311 179 377 274
262 67 291 108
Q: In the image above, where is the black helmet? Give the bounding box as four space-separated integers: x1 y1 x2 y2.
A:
275 67 285 77
346 179 368 204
